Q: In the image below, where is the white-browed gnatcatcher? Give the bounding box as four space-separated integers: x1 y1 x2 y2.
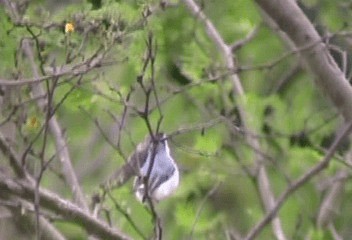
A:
105 133 179 202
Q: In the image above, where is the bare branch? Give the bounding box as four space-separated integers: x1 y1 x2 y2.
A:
0 131 27 179
0 195 66 240
230 25 260 51
0 57 112 87
189 181 222 238
244 121 352 240
182 1 287 239
21 39 89 211
0 175 132 240
317 169 349 228
106 191 147 240
254 0 352 121
0 131 65 240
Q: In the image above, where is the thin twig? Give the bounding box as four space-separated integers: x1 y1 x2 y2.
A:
230 25 260 51
182 1 287 239
189 181 222 239
22 39 89 211
107 191 147 240
137 32 165 239
244 121 352 240
0 175 133 240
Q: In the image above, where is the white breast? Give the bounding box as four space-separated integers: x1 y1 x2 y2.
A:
134 138 180 202
151 165 179 201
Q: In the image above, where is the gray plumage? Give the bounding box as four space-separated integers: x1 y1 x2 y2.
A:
104 133 179 201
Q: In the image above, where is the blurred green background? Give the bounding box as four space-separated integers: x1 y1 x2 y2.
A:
1 0 352 239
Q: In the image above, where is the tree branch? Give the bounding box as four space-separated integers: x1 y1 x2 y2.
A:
317 169 349 228
244 121 352 240
0 175 132 240
0 195 67 240
182 1 287 239
0 131 27 179
254 0 352 121
21 39 89 212
0 128 132 240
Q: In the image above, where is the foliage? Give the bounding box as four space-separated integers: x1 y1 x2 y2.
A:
0 0 352 239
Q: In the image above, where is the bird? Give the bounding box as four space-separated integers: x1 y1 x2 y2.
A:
105 133 179 202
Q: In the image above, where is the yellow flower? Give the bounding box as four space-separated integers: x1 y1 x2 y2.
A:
65 22 75 33
26 116 39 129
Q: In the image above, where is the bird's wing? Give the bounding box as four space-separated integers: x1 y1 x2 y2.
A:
104 135 151 189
